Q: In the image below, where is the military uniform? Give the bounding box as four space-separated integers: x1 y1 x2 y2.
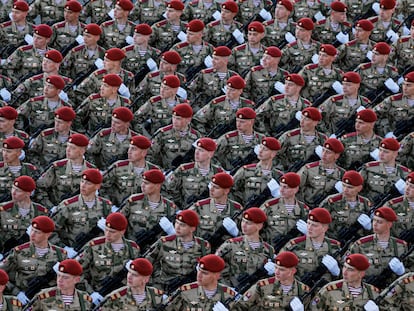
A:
263 19 296 48
150 20 187 52
229 43 267 77
0 21 33 57
385 196 414 239
205 20 244 48
313 18 352 44
368 16 402 43
280 40 321 73
399 132 414 169
336 39 376 72
129 0 166 25
380 272 414 310
292 0 328 21
390 36 414 72
0 162 38 199
122 44 161 74
80 0 116 24
0 296 22 310
31 287 92 311
343 0 375 22
236 0 272 25
0 0 14 25
29 0 66 25
354 62 399 97
99 19 136 50
50 21 85 52
182 0 222 24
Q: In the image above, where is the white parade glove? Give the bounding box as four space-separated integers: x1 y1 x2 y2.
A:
370 148 380 160
372 2 380 14
17 292 30 305
290 297 304 311
259 8 272 21
357 214 372 230
322 254 340 276
159 216 175 235
366 50 373 61
59 90 69 102
402 25 410 36
52 262 60 273
315 145 323 158
176 87 187 99
335 31 349 44
18 149 25 161
118 83 130 98
26 225 32 236
295 111 302 121
384 132 397 139
177 31 187 42
395 179 406 194
90 292 104 305
75 34 84 45
64 246 77 258
357 106 366 113
125 35 133 45
285 32 296 43
335 180 343 193
267 178 280 198
274 81 285 94
213 301 229 311
24 34 33 45
254 144 260 155
232 29 245 44
264 259 276 275
223 217 239 237
111 205 119 213
389 257 405 275
384 78 399 93
312 53 319 64
364 299 379 311
125 259 132 270
94 58 104 69
212 10 221 20
204 55 213 68
313 11 325 21
296 219 307 234
332 81 343 94
0 88 11 101
107 8 115 19
146 58 158 71
386 29 399 44
49 205 58 215
97 217 106 231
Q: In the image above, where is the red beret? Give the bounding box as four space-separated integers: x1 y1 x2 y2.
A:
0 270 9 286
129 258 153 276
280 172 301 188
135 23 152 35
221 0 238 13
373 42 391 55
275 251 299 267
296 18 314 31
3 137 24 149
55 106 76 122
342 71 361 84
102 73 123 87
345 254 370 271
262 137 281 151
82 168 103 184
177 210 199 227
330 1 347 12
0 106 18 120
186 19 205 32
404 71 414 83
105 48 126 61
380 138 400 151
161 51 182 64
265 46 282 58
112 107 133 122
32 216 55 233
320 44 337 56
14 176 36 192
167 0 184 10
236 107 256 119
68 133 89 147
248 21 265 33
406 172 414 184
324 138 344 153
355 19 374 31
285 73 305 86
13 1 29 11
277 0 293 11
302 107 322 121
116 0 134 10
374 206 398 222
342 170 364 186
308 207 332 224
213 46 232 57
106 212 128 231
196 137 217 151
65 0 82 12
34 24 53 38
173 103 193 118
227 75 245 89
380 0 396 9
130 135 151 149
198 254 225 272
356 109 377 122
45 49 63 63
163 75 181 88
143 169 165 184
59 259 83 276
212 172 234 188
84 23 102 36
243 207 267 223
46 75 65 90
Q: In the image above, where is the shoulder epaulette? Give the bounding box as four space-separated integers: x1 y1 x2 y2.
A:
0 162 4 168
390 66 398 72
176 41 189 49
316 19 327 25
287 129 301 137
366 161 380 168
54 159 68 167
128 240 139 248
26 163 37 170
86 161 94 168
101 20 114 27
341 131 357 139
41 128 55 137
208 20 221 27
360 62 372 70
357 234 374 244
180 282 198 291
398 164 410 172
29 73 44 82
99 128 112 137
90 237 106 246
15 242 31 251
342 21 352 27
395 238 408 245
331 94 344 102
34 203 48 213
402 275 414 284
115 160 130 168
0 21 12 27
39 289 57 300
123 45 134 52
225 130 239 138
391 93 403 101
161 235 177 242
222 285 237 296
329 238 341 246
73 45 86 52
328 194 343 203
287 41 298 47
229 236 244 242
212 95 226 104
251 65 264 72
389 196 404 204
180 162 195 170
346 39 357 46
19 45 33 51
290 235 306 245
305 63 319 70
265 197 280 207
122 97 131 104
326 280 343 291
233 202 243 210
94 68 107 76
110 287 128 300
368 16 378 23
399 36 410 43
243 163 257 169
148 71 160 78
270 94 285 101
160 124 173 132
128 193 145 202
190 0 199 5
155 20 168 27
64 195 79 205
202 67 215 74
234 44 247 51
51 245 66 254
53 21 66 28
150 95 162 103
194 237 209 247
98 197 112 205
0 202 14 211
30 95 45 102
196 198 211 206
9 298 22 307
305 161 320 169
362 97 371 104
263 19 275 26
258 277 276 287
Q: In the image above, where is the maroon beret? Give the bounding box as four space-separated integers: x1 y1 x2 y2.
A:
356 109 377 122
135 23 152 35
296 17 314 30
130 135 151 149
262 137 281 151
342 170 364 186
345 254 370 271
186 19 205 32
196 137 217 151
105 48 126 61
248 21 265 33
106 212 128 231
330 1 347 12
374 206 398 222
82 168 103 184
59 259 83 276
129 258 153 276
177 210 199 227
324 138 344 153
68 133 89 147
406 172 414 184
162 75 181 88
308 207 332 224
277 0 293 11
167 0 184 10
221 0 238 13
380 138 400 151
212 172 234 188
55 106 76 122
404 71 414 83
280 172 301 188
213 46 232 57
285 73 305 86
14 176 36 192
172 103 193 118
373 42 391 55
46 75 65 90
84 23 102 36
227 75 246 89
112 107 133 122
265 46 282 58
0 270 9 286
65 0 82 12
198 254 225 272
45 49 63 63
320 44 337 56
13 1 29 12
355 19 374 31
236 107 256 119
3 137 24 149
243 207 267 223
32 216 55 233
380 0 396 9
102 73 123 87
342 72 361 83
143 169 165 184
34 24 53 38
275 251 299 267
162 51 182 64
116 0 134 10
0 106 18 120
302 107 322 121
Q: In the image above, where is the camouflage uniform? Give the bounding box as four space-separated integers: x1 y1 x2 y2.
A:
0 21 34 56
399 132 414 169
99 19 136 50
205 20 244 48
336 39 376 72
390 36 414 72
31 287 92 311
236 0 272 25
380 272 414 311
80 0 116 24
354 62 399 97
129 0 166 25
182 0 222 24
343 0 375 22
280 40 321 73
149 20 187 52
0 0 14 24
122 44 161 74
313 18 352 44
29 0 66 25
263 19 296 48
0 162 38 199
368 16 402 43
0 296 22 310
292 0 328 21
229 43 267 77
50 21 85 52
385 196 414 239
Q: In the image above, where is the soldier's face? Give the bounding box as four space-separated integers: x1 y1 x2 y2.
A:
405 182 414 200
321 147 340 165
331 10 346 23
66 143 85 160
80 179 100 196
128 145 147 161
11 9 27 23
378 147 397 164
247 30 264 45
275 4 290 20
165 7 182 21
174 220 195 238
160 84 177 99
257 144 276 161
54 118 72 133
11 185 30 202
186 30 203 44
342 81 359 97
355 119 374 135
104 58 120 71
114 5 129 19
354 27 370 41
372 216 392 235
33 34 50 49
100 82 116 98
342 183 362 199
402 81 414 97
220 9 235 23
295 26 311 41
42 58 59 74
284 81 301 97
159 60 177 74
104 227 125 243
371 51 388 65
172 114 191 131
83 33 100 46
2 148 20 164
209 182 228 199
299 115 317 132
261 54 279 69
279 183 298 199
236 118 254 134
274 265 296 282
318 51 335 67
57 273 80 292
225 86 242 101
43 82 60 98
212 55 228 70
111 117 129 134
140 179 160 195
379 7 394 21
194 147 213 163
306 220 328 239
342 263 364 285
0 117 14 132
127 270 149 288
133 33 150 46
64 8 80 23
30 228 50 245
197 268 220 288
241 218 262 235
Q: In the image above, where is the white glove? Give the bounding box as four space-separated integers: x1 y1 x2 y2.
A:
259 8 272 21
146 58 158 71
389 257 405 275
322 254 340 276
177 31 187 42
0 88 11 101
204 55 213 68
366 50 373 61
24 33 33 45
384 132 397 139
267 178 280 198
386 29 399 44
53 262 60 273
296 219 307 235
232 29 245 44
111 205 119 213
312 53 319 64
370 148 380 160
159 216 175 235
97 217 106 231
17 292 29 305
176 87 187 99
94 58 104 69
264 259 276 275
384 78 399 93
18 149 26 161
107 8 115 19
64 246 77 258
26 225 32 236
335 31 349 44
357 214 372 230
125 259 132 270
274 81 285 94
295 111 302 121
125 35 133 45
313 11 325 22
75 34 84 45
335 180 343 193
90 292 104 305
395 179 406 194
213 301 229 311
212 10 221 20
285 32 296 43
223 217 239 237
118 83 131 98
364 299 379 311
315 145 323 158
59 90 69 102
290 297 304 311
372 2 380 14
332 81 343 94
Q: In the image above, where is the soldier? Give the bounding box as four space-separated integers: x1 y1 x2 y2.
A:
280 17 321 73
166 254 238 310
99 0 135 50
77 212 140 304
297 137 345 208
214 107 264 172
27 106 77 171
100 258 165 310
0 107 29 157
292 0 328 22
81 0 116 25
0 216 67 305
379 270 414 310
368 0 402 43
119 169 177 242
359 137 410 203
30 259 92 310
0 176 48 256
310 253 380 310
51 169 112 255
233 251 310 311
128 0 166 25
232 137 283 207
236 0 272 26
164 137 224 208
319 71 371 137
192 75 255 137
215 207 275 288
0 269 22 310
145 209 211 291
390 19 414 72
181 0 222 24
35 133 95 208
28 0 66 25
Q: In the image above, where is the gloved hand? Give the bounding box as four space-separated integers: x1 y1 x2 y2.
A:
264 259 276 275
357 214 372 230
213 301 229 311
26 225 32 236
364 299 379 311
389 257 405 275
159 216 175 235
125 259 132 270
97 217 106 231
53 262 60 273
17 292 30 305
296 219 307 235
90 292 104 305
64 246 77 258
289 297 304 311
223 217 239 237
322 255 340 276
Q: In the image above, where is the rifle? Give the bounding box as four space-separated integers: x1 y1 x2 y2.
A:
73 225 104 253
272 116 300 138
185 63 205 82
135 214 176 252
170 146 195 170
2 232 29 255
63 63 98 92
245 187 272 209
207 120 236 139
134 64 152 85
165 269 197 294
287 152 320 173
235 265 269 294
229 150 257 175
184 188 210 209
25 268 57 298
96 266 128 298
307 183 339 209
370 184 402 213
399 228 414 245
394 116 414 140
272 227 302 253
385 13 414 44
59 189 80 202
151 288 182 311
0 192 11 203
311 84 340 108
285 277 330 311
336 217 368 246
59 40 79 57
